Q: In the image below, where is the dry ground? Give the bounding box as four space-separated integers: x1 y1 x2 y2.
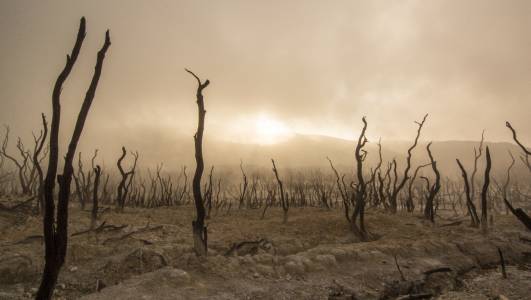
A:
1 199 530 299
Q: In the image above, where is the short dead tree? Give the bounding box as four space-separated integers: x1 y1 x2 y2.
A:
37 17 111 299
91 165 102 228
32 114 48 213
389 114 428 213
506 121 530 171
115 146 138 211
456 159 480 227
271 159 289 223
423 142 441 222
1 127 32 195
186 68 210 257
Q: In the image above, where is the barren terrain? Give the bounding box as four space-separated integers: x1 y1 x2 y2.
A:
1 200 530 299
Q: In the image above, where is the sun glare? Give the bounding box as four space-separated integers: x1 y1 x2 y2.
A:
254 114 292 144
225 113 293 144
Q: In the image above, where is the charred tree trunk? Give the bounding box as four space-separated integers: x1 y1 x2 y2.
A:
423 142 441 222
115 147 137 211
481 146 491 233
506 122 530 171
33 114 48 214
351 117 369 240
456 159 480 227
37 17 110 300
272 159 289 223
91 165 101 228
186 68 210 257
389 114 428 213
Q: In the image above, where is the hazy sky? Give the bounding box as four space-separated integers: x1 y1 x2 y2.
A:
1 0 530 148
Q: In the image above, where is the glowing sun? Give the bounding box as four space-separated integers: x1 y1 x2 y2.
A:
254 114 292 144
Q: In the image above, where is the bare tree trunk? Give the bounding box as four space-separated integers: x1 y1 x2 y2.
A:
351 117 369 240
423 142 440 222
37 17 110 300
481 146 491 234
456 159 480 227
91 165 101 229
390 114 428 213
186 68 210 257
271 159 288 223
506 122 530 171
33 114 48 214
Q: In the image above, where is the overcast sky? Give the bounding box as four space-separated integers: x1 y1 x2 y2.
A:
1 0 530 148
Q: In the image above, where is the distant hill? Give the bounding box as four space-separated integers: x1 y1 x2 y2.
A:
78 128 529 180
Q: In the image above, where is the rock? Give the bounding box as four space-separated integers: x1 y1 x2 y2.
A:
315 254 337 267
256 264 275 277
285 261 305 275
0 255 35 284
165 268 191 285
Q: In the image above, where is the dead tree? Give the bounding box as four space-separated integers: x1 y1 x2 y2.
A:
471 131 485 201
238 160 248 209
271 159 289 223
456 159 480 227
37 17 110 300
328 157 351 221
350 117 369 240
91 165 101 228
186 68 210 257
389 114 428 213
407 162 430 213
506 121 530 171
481 146 492 233
1 126 32 194
115 147 138 211
423 142 440 222
205 166 214 219
502 151 515 213
33 114 48 213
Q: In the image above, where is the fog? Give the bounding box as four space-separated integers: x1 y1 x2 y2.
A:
1 0 530 169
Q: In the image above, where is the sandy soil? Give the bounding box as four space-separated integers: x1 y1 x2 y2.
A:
1 200 530 299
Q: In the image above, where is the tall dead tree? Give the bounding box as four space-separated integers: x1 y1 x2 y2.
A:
186 68 210 257
423 142 440 222
481 146 491 233
456 159 480 227
37 17 110 299
272 159 289 223
389 114 428 213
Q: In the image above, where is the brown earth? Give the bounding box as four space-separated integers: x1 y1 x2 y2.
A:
1 201 530 299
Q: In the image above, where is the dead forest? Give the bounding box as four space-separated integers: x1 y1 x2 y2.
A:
1 17 531 300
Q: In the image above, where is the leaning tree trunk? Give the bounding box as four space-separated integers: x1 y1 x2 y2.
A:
186 68 210 257
37 17 110 300
271 159 288 223
456 159 480 227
